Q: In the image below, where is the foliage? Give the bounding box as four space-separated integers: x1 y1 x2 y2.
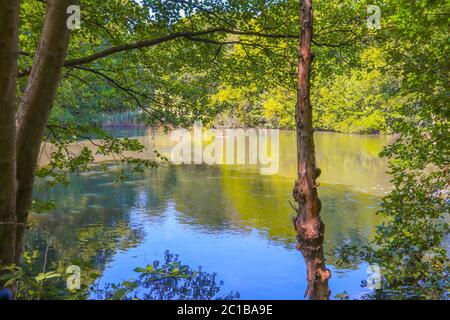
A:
3 250 238 300
332 0 449 299
208 46 401 133
313 48 400 134
34 123 159 208
365 0 450 300
93 251 240 300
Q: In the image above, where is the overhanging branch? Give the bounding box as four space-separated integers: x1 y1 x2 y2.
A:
18 28 299 77
18 27 360 77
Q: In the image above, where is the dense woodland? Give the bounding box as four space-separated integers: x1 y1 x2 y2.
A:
0 0 448 300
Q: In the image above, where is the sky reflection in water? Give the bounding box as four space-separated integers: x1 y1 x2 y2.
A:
30 130 393 299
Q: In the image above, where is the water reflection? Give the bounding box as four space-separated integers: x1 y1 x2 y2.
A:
39 130 393 196
151 130 394 196
28 130 393 299
298 238 331 300
92 251 240 300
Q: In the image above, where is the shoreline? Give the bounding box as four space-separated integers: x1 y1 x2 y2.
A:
101 124 399 137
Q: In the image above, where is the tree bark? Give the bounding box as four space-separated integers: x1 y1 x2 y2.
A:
15 0 77 263
293 0 331 299
0 0 20 277
293 0 322 244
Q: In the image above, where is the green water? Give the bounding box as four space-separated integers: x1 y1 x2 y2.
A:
29 130 394 299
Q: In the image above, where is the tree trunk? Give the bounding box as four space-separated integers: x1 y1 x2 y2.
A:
293 0 331 299
15 0 77 263
293 0 322 244
0 0 20 278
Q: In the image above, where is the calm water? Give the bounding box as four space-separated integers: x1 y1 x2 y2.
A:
29 130 394 299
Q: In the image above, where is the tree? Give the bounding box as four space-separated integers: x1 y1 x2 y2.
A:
14 0 79 265
332 0 449 299
292 0 330 300
0 0 20 282
365 0 449 299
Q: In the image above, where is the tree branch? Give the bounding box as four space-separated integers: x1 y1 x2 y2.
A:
18 28 300 77
18 27 358 77
69 65 167 122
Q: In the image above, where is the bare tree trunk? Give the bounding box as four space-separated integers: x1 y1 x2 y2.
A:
293 0 330 299
293 0 322 245
0 0 20 279
15 0 77 263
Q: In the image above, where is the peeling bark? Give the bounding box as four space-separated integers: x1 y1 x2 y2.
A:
293 0 330 299
293 0 323 243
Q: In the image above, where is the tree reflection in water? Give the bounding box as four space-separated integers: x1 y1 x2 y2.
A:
92 251 240 300
298 238 331 300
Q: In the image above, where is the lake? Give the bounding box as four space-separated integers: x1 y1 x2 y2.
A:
29 129 394 299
